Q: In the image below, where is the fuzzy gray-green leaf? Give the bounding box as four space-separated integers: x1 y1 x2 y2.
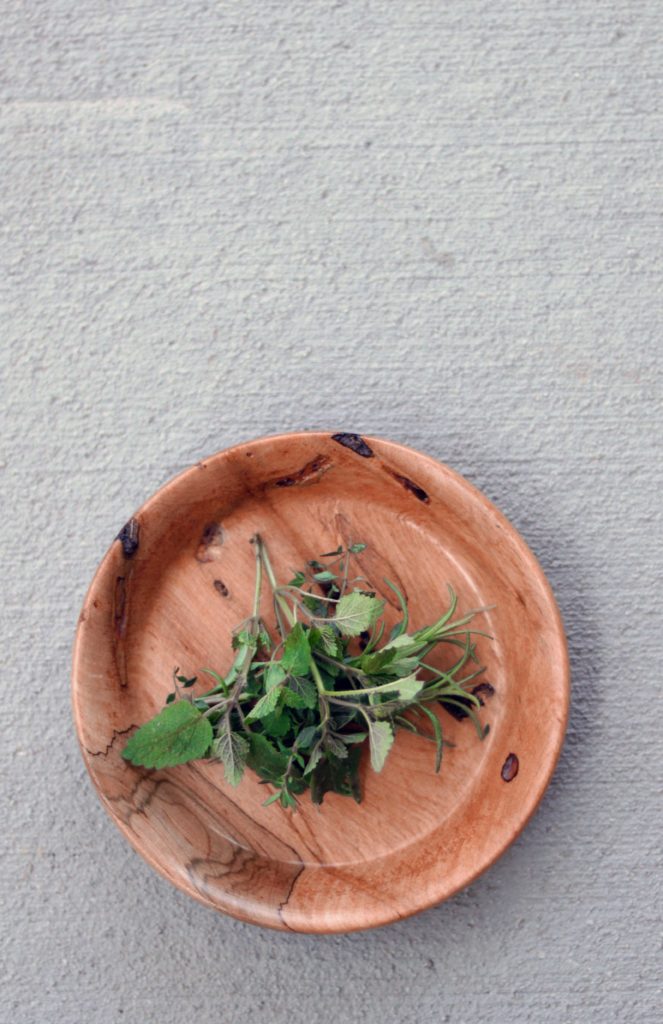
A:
213 729 249 786
366 719 394 772
333 592 385 637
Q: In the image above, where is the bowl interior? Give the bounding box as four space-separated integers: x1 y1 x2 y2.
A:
72 433 568 932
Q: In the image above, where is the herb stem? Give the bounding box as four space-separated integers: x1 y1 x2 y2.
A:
254 533 296 632
252 538 263 619
309 657 327 695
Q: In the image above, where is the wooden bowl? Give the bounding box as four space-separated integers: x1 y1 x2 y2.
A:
72 432 569 932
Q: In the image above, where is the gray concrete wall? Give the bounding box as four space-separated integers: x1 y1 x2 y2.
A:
2 2 661 1021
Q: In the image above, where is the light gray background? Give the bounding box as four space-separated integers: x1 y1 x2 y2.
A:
2 2 662 1022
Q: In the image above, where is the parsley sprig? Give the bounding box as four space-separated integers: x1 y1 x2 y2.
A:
123 535 492 808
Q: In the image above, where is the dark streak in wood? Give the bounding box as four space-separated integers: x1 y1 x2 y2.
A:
383 466 430 503
277 863 306 930
331 433 374 457
213 579 230 598
274 454 332 488
113 576 127 637
84 724 137 758
117 517 140 557
113 575 130 686
501 753 519 782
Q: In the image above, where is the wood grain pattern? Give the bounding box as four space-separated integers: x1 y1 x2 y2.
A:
71 432 569 932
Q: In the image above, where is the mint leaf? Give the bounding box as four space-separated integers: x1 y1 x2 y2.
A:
366 719 394 772
313 570 336 582
295 726 319 749
304 746 323 776
264 662 286 690
281 623 311 675
260 710 291 738
333 592 385 637
324 734 348 759
247 733 289 780
122 701 213 769
245 685 281 723
316 624 341 655
213 729 249 786
340 731 368 744
282 675 317 709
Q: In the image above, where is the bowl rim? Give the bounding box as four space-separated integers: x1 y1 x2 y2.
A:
72 430 570 931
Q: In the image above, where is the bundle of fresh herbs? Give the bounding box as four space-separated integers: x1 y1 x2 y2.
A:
123 535 492 808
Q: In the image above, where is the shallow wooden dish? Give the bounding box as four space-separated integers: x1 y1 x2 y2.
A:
72 432 569 933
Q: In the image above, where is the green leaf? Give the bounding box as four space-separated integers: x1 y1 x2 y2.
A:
311 746 363 804
122 701 213 770
176 674 197 688
281 623 311 675
302 594 326 616
264 662 286 690
384 634 414 651
213 729 249 786
320 545 343 557
260 710 291 738
316 625 341 656
257 630 271 650
283 675 318 709
245 685 281 722
295 725 319 749
336 673 422 702
288 571 306 587
333 592 385 637
232 629 257 651
339 731 368 744
247 733 289 779
359 645 405 674
391 672 423 702
366 719 394 772
324 734 348 759
348 542 366 553
304 745 323 776
313 570 336 582
280 789 297 809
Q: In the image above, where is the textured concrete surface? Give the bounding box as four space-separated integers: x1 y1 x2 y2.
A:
2 1 662 1021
